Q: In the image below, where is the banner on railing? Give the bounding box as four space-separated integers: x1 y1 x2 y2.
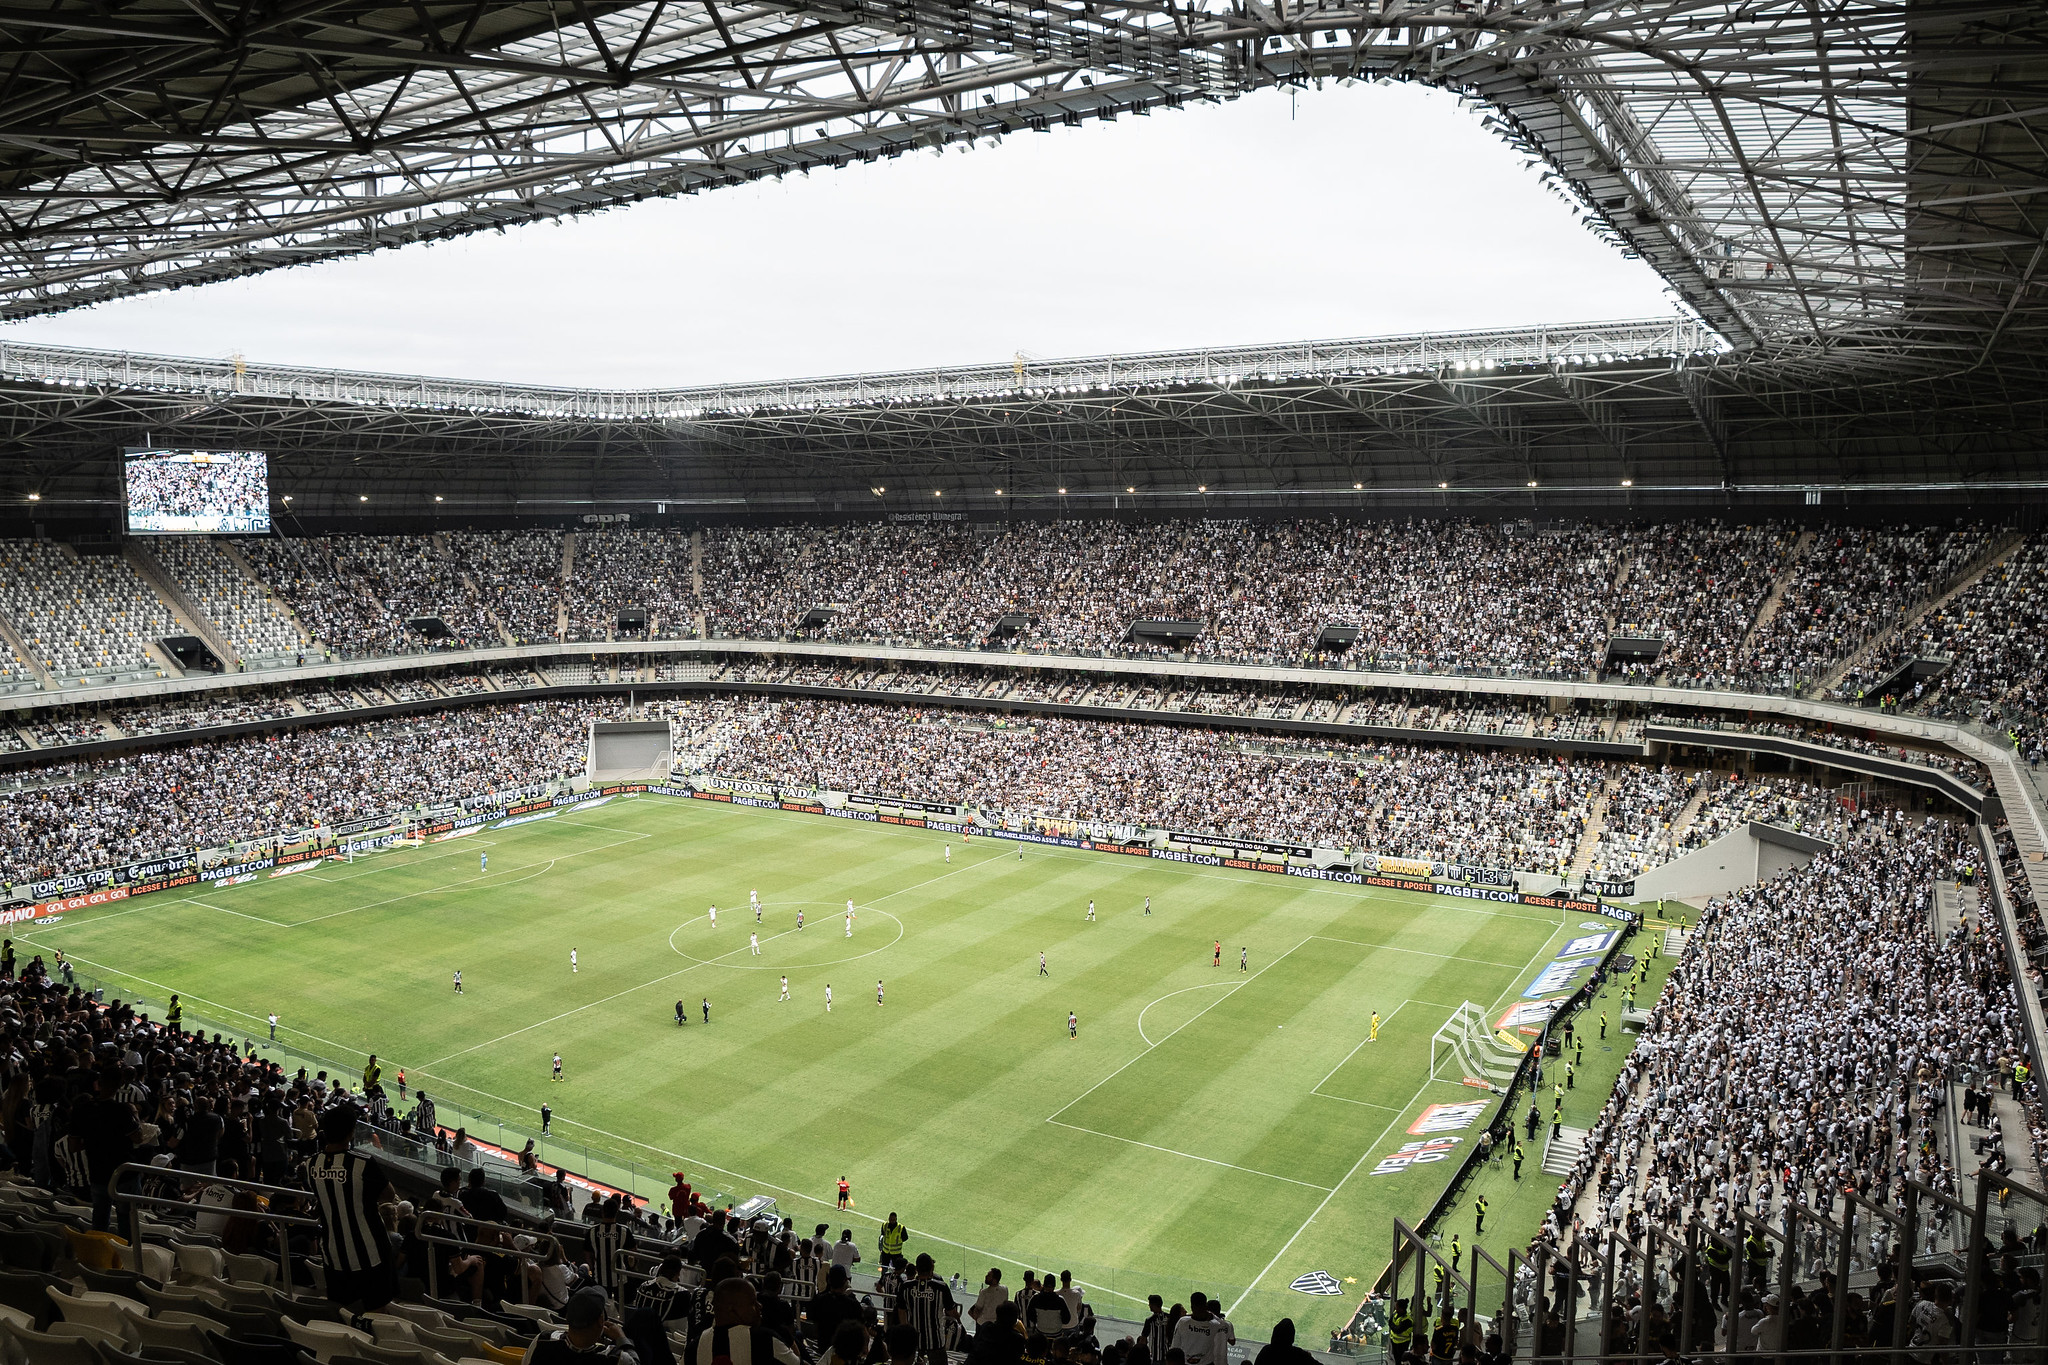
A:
1434 862 1516 888
850 792 959 816
1170 831 1311 860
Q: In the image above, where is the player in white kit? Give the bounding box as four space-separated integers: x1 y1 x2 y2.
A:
825 983 832 1012
844 901 854 937
779 975 790 1001
570 948 578 973
708 904 717 929
749 932 760 956
1086 900 1095 921
752 889 761 922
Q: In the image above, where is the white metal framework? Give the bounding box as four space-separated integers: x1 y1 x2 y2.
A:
0 0 2041 377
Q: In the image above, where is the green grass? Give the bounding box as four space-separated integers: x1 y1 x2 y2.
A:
21 793 1594 1339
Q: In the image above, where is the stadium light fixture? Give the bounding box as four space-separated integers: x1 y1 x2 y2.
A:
1127 486 1135 493
25 492 38 501
1058 487 1067 495
1354 482 1364 490
1621 479 1634 487
1198 484 1208 493
359 494 369 502
933 490 942 497
1527 481 1539 488
995 489 1004 496
435 495 444 502
1438 482 1448 489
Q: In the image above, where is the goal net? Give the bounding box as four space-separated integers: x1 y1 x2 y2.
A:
1430 1002 1525 1092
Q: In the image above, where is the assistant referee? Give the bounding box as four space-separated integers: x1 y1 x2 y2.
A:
308 1103 398 1313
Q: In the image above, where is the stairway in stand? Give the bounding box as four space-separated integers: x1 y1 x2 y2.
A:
1541 1125 1590 1176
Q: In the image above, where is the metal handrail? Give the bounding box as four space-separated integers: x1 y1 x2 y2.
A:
410 1209 563 1306
111 1161 322 1293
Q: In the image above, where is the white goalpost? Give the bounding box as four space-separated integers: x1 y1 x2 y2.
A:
1430 1001 1525 1092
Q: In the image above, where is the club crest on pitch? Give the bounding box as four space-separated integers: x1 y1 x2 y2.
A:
1290 1271 1343 1295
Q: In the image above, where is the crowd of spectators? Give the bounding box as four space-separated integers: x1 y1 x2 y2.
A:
235 536 500 658
1907 538 2048 752
110 693 301 739
0 518 2015 713
567 530 698 642
1541 809 2038 1350
1652 713 1989 786
447 530 564 645
1667 774 1848 858
0 669 1972 894
1579 766 1706 880
686 696 1612 872
0 701 592 886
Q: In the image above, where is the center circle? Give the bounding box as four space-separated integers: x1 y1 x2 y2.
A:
666 901 905 970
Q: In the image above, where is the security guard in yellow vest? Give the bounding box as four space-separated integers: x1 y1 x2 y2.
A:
1743 1228 1771 1281
879 1213 909 1271
1387 1300 1415 1359
1701 1238 1732 1307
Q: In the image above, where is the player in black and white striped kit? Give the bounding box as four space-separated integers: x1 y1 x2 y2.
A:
307 1104 398 1312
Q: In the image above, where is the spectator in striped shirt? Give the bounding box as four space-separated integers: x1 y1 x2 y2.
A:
689 1276 802 1365
896 1252 959 1365
307 1102 399 1313
588 1196 637 1297
633 1254 694 1322
1142 1296 1173 1364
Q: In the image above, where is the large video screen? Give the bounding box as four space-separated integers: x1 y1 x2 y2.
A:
123 450 271 534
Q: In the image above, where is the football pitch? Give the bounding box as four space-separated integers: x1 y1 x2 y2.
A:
21 793 1588 1337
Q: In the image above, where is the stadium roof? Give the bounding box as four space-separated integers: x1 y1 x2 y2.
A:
0 0 2042 370
2 314 2043 518
0 0 2041 516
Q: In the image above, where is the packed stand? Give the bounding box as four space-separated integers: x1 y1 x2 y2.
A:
235 536 499 657
686 695 1619 871
150 538 304 666
1537 810 2040 1352
1907 535 2048 749
1607 522 1795 688
566 530 697 642
449 530 564 645
1730 523 1993 695
1579 766 1707 880
0 540 182 683
0 701 593 886
1669 773 1848 856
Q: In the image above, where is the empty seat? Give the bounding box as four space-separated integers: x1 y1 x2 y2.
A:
120 1311 218 1359
0 1318 104 1365
46 1287 145 1346
280 1318 373 1363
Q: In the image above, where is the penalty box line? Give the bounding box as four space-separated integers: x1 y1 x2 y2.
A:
1228 919 1579 1317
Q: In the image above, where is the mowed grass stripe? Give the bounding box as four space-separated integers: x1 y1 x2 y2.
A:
22 794 1588 1336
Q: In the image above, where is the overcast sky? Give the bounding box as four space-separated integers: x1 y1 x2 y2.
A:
0 81 1676 388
